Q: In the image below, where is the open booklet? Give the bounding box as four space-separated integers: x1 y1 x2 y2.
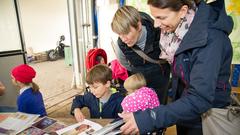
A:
17 116 67 135
56 119 124 135
0 112 39 135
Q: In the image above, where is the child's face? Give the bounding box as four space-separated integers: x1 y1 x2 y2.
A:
89 81 110 98
99 58 105 64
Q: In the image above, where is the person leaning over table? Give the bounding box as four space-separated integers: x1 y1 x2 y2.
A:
111 5 170 104
119 0 233 135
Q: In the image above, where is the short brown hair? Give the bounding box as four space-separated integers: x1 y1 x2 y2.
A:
124 73 146 92
86 64 112 85
111 5 141 35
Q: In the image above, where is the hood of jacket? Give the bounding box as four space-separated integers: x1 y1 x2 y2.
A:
175 0 233 55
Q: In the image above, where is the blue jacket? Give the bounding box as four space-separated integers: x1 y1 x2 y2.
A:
17 88 47 117
71 90 124 118
134 1 233 133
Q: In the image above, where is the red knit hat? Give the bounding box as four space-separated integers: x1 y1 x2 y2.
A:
11 64 36 83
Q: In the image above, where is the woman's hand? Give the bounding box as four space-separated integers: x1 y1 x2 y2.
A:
74 108 85 122
119 112 140 135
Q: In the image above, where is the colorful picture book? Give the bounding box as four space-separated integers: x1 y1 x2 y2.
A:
56 119 102 135
56 119 124 135
0 113 123 135
17 117 66 135
0 112 39 135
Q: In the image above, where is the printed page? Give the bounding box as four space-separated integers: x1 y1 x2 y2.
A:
91 119 123 135
18 117 66 135
0 112 39 134
56 119 103 135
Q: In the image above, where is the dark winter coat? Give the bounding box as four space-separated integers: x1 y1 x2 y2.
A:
134 1 233 133
71 90 124 119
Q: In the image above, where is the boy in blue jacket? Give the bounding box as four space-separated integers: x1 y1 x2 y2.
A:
71 64 124 122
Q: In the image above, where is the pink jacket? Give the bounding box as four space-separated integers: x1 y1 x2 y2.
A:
110 59 128 81
121 87 160 112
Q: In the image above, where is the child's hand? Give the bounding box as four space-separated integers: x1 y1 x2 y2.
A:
74 108 85 122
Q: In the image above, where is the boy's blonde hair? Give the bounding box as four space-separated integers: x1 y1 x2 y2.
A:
86 64 112 85
111 5 141 34
124 73 146 92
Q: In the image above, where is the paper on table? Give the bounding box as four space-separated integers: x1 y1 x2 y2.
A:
56 119 102 135
91 119 123 135
18 117 66 135
0 112 39 134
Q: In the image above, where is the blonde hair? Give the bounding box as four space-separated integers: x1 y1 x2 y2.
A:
111 5 141 34
124 73 146 92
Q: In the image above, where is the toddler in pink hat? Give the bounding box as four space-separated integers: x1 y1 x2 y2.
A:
121 73 160 112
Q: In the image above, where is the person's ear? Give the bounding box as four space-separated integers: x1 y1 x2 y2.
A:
105 80 111 88
179 5 189 18
11 78 18 86
137 21 142 31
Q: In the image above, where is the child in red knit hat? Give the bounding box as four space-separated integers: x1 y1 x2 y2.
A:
11 64 46 117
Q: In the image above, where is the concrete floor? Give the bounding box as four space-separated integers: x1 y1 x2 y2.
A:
30 59 73 99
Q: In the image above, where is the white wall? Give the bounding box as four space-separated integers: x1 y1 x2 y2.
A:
0 0 22 52
19 0 70 53
97 0 118 62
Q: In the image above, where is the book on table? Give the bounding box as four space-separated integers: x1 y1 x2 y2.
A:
0 112 39 135
56 118 124 135
0 112 124 135
0 113 67 135
17 116 66 135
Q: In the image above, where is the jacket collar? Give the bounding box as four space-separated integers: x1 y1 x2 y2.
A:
175 1 208 55
140 12 160 53
19 86 31 95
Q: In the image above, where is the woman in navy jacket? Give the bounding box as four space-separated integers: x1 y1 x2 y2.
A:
119 0 233 135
